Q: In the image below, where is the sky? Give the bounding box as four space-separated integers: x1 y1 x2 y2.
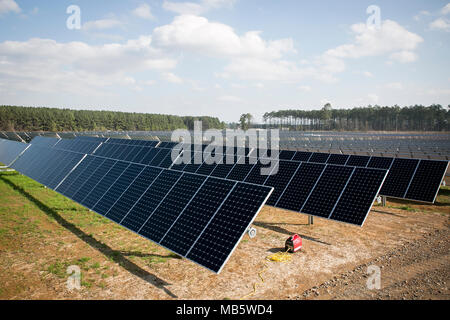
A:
0 0 449 123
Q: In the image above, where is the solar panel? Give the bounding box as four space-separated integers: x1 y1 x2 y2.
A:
404 160 449 203
30 136 60 147
186 183 272 273
327 154 349 165
367 156 394 169
301 165 354 218
329 167 388 226
309 153 330 163
263 160 301 206
276 162 326 212
292 151 313 162
379 158 419 199
346 155 370 167
0 139 29 166
10 146 272 273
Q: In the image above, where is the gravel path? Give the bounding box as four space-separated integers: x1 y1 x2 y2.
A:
300 227 450 300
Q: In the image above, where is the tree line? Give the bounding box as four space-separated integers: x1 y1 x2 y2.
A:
262 104 450 131
0 106 225 132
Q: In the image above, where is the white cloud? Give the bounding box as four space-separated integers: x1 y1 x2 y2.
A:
429 18 450 32
299 85 312 92
217 95 242 102
362 71 373 78
0 0 20 15
368 93 379 104
441 3 450 15
385 82 404 90
132 3 154 20
162 0 235 15
413 10 430 21
163 72 183 83
324 20 423 60
82 19 124 31
389 50 418 63
153 15 295 60
0 37 177 96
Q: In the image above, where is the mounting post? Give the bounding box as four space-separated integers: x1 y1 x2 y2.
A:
308 215 314 225
382 196 386 207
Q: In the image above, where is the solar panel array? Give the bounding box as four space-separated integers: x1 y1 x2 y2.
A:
2 141 273 273
248 149 448 203
0 139 30 166
58 139 388 227
33 136 447 204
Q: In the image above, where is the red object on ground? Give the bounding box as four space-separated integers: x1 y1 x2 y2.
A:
285 234 302 253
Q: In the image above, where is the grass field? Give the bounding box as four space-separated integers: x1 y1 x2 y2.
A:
0 170 448 299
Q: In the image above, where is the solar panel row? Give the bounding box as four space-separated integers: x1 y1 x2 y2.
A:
0 138 30 166
6 143 273 273
34 137 389 226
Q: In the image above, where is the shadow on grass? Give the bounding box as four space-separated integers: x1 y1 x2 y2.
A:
0 174 178 298
252 221 331 246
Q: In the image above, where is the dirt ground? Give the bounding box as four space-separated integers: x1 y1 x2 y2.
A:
0 171 448 300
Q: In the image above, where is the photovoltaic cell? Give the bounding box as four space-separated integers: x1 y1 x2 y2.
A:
309 153 330 163
121 170 183 232
186 183 272 273
367 156 393 169
346 155 370 167
405 160 448 203
292 151 312 162
379 158 419 198
160 177 236 256
276 162 326 212
330 168 387 226
263 160 300 206
327 154 349 165
138 173 206 242
301 165 354 218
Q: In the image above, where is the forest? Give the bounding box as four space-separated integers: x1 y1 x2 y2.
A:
262 104 450 131
0 106 225 132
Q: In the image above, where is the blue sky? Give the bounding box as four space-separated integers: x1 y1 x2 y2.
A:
0 0 449 123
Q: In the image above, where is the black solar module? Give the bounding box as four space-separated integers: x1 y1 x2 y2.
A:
94 163 144 216
263 160 301 206
309 153 330 163
301 165 354 218
210 154 237 178
379 158 419 198
346 155 370 167
244 160 275 185
30 136 60 147
405 160 449 203
160 177 236 256
186 183 273 273
367 156 394 169
327 154 350 165
195 154 220 176
226 157 256 181
330 167 388 226
276 162 326 212
59 157 107 199
139 173 206 242
292 151 313 162
121 170 183 232
7 144 273 273
279 150 296 160
76 159 123 206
